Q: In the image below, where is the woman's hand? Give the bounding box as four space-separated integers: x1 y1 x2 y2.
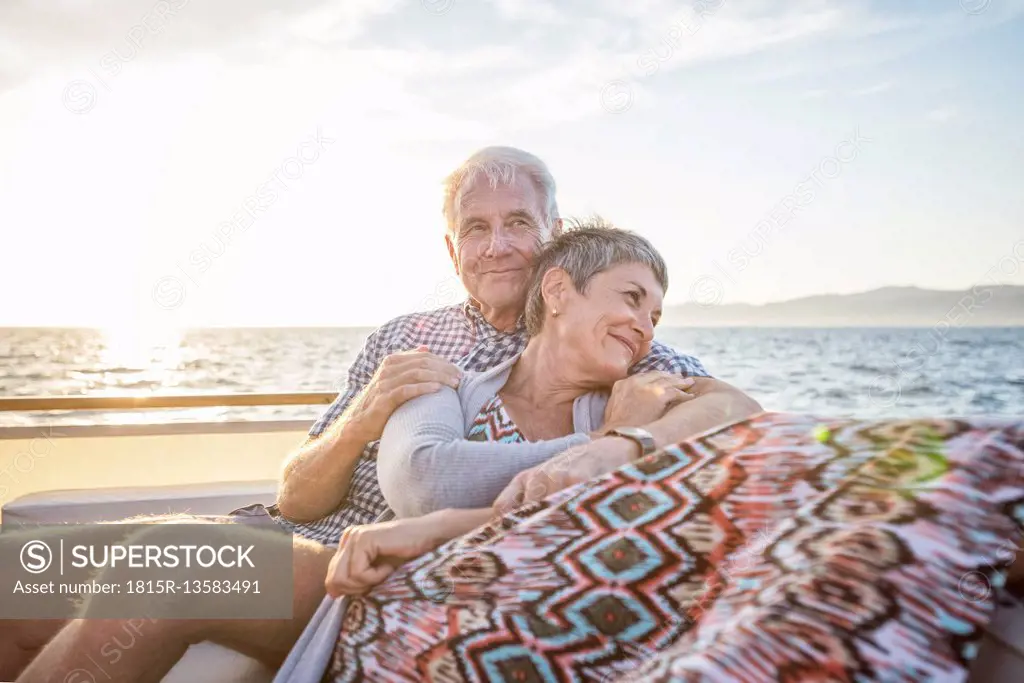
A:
601 372 696 432
493 437 637 514
325 514 445 597
324 508 495 597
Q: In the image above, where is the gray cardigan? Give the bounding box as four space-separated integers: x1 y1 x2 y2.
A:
376 353 610 518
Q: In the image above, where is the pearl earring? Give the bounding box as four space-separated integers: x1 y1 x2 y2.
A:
552 309 559 317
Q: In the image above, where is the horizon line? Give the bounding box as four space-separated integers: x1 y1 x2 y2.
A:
1 283 1020 329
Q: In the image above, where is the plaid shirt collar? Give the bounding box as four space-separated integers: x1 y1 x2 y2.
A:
462 298 527 341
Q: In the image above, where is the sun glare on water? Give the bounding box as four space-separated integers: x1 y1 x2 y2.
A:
99 325 184 374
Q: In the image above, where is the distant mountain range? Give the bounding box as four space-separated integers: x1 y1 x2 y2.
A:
662 285 1024 327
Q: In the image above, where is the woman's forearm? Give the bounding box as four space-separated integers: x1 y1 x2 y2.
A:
645 381 762 446
378 387 590 517
429 507 497 547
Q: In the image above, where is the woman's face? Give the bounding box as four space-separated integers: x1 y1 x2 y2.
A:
555 262 664 383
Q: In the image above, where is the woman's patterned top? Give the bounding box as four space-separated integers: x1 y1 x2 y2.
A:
466 394 528 444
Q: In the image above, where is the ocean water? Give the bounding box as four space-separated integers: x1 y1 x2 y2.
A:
0 327 1021 427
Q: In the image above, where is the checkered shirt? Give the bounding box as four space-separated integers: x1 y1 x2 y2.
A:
268 300 710 545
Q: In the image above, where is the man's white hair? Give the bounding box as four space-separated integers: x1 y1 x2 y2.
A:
442 146 559 236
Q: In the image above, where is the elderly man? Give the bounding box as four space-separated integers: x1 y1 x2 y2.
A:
9 146 760 681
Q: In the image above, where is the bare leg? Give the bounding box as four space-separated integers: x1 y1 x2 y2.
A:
2 514 331 679
0 521 161 679
17 535 332 683
0 621 62 680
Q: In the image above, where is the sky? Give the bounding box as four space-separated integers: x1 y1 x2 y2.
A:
1 0 1022 328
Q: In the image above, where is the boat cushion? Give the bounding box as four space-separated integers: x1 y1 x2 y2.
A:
163 643 275 683
1 480 278 525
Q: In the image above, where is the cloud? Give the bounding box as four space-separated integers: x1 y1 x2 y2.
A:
487 0 567 24
927 105 960 123
446 1 915 130
851 81 895 96
1 0 1017 137
0 0 403 91
686 1 1023 91
400 0 1024 132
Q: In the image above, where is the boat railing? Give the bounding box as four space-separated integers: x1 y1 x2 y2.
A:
0 392 336 411
0 392 336 439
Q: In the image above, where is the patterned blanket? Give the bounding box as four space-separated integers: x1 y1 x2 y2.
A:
324 413 1024 682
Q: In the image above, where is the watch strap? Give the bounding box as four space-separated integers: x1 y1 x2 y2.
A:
604 427 656 461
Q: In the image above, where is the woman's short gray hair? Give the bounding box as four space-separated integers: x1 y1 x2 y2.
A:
524 217 668 335
442 146 559 236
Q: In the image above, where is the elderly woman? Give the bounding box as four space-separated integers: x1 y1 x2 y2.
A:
320 222 688 587
373 222 694 521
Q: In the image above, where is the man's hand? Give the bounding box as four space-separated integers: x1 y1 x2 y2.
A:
601 372 696 433
348 345 462 443
493 437 637 515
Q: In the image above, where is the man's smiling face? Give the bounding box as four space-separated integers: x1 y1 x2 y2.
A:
446 175 550 324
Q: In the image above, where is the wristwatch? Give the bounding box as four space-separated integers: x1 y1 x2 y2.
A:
603 426 657 461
